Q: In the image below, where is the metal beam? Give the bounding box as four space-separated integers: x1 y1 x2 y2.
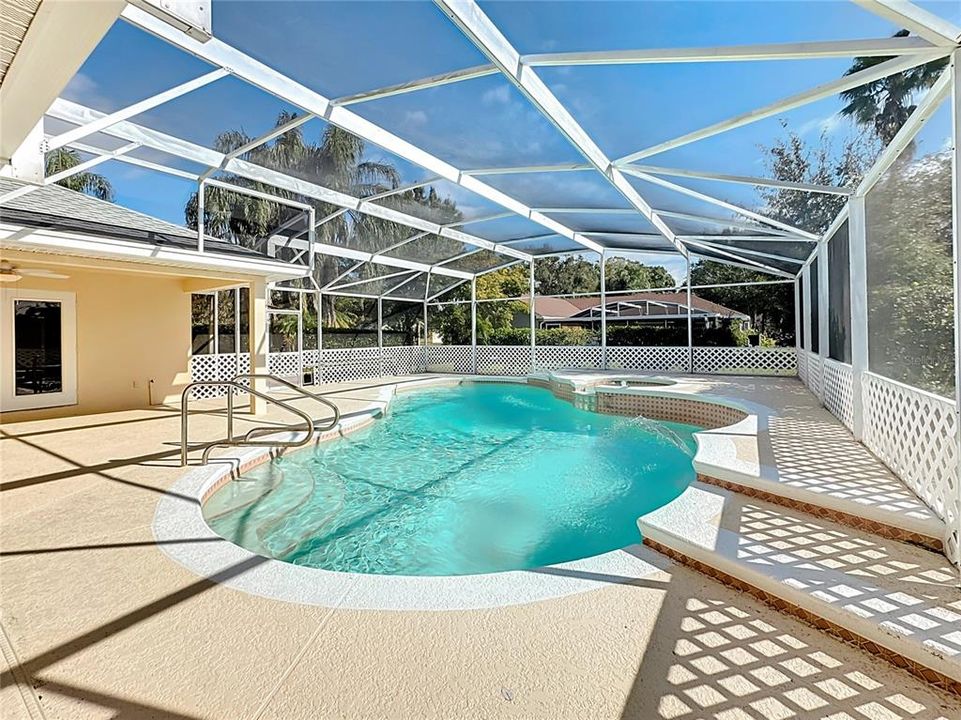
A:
616 50 949 164
121 3 604 256
522 35 943 66
628 163 852 195
853 0 961 46
433 0 686 257
45 141 141 185
63 138 198 180
199 111 317 182
45 69 229 153
856 67 952 195
684 239 796 278
621 167 820 239
333 64 498 107
692 239 806 265
463 163 591 176
47 98 532 263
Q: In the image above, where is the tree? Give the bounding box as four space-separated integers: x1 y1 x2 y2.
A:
690 260 795 345
44 148 113 200
534 256 599 295
758 123 877 235
604 257 675 291
840 30 947 146
184 111 463 330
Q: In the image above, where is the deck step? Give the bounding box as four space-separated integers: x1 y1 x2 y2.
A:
639 482 961 695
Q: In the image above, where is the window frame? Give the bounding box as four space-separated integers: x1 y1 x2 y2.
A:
1 288 77 411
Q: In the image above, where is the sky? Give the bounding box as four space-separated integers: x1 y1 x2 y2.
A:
55 0 959 283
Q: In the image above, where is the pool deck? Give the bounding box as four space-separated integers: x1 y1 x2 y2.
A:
2 373 961 719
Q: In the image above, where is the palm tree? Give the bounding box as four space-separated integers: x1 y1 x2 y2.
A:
186 112 462 328
44 148 113 200
840 30 948 145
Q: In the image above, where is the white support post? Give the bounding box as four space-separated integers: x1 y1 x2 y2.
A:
687 257 693 374
817 241 829 405
802 263 813 359
949 48 961 577
849 196 869 440
197 180 205 253
600 250 608 369
529 258 536 371
471 276 477 374
794 277 802 357
317 289 323 383
377 297 384 376
249 279 269 416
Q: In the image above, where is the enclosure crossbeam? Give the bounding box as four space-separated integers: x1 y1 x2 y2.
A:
433 0 687 257
45 69 228 153
853 0 961 46
616 51 950 164
523 35 943 66
627 164 853 196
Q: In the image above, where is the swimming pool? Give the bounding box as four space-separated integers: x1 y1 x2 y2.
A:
203 382 698 576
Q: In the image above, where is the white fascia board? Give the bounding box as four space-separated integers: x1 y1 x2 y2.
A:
522 35 942 66
629 164 852 195
433 0 687 257
0 223 308 281
120 4 594 256
47 99 530 263
853 1 961 46
616 50 950 164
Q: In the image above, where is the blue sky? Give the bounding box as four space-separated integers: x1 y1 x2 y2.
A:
57 0 958 281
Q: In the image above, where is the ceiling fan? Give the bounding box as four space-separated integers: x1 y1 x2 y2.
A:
0 261 70 283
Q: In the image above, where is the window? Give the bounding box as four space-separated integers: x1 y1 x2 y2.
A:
191 288 249 354
1 289 76 411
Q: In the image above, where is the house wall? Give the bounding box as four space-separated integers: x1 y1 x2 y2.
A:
1 262 194 422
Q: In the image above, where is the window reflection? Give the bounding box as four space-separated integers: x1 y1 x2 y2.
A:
14 300 62 395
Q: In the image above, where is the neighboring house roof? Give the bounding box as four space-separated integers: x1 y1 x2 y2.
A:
524 292 748 321
0 177 268 258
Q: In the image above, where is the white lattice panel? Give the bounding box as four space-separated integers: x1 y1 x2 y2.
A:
606 346 688 372
475 346 532 375
534 346 602 370
863 372 959 563
426 345 473 374
268 351 301 380
321 347 382 383
693 346 797 375
822 359 855 430
189 353 252 398
384 345 426 375
804 351 823 397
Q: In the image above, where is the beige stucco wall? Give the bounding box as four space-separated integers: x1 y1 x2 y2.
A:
1 258 228 422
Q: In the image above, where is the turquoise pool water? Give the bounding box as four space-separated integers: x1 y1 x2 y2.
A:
204 383 698 576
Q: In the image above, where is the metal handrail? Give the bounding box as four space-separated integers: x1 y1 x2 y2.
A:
230 373 340 441
181 380 316 466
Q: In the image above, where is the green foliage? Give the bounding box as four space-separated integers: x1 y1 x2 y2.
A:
536 327 598 346
866 150 954 396
45 148 113 201
840 31 948 146
533 256 674 295
606 321 749 348
690 261 795 346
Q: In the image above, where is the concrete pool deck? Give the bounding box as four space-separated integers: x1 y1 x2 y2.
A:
2 373 960 719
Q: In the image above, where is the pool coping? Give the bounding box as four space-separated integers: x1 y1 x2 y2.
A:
154 375 678 610
153 371 943 610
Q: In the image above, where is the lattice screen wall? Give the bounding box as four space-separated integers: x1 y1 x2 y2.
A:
822 359 855 431
862 373 959 562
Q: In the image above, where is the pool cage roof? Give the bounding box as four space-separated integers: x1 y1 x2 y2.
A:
9 0 961 303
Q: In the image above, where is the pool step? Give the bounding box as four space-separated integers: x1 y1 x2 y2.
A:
639 482 961 695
